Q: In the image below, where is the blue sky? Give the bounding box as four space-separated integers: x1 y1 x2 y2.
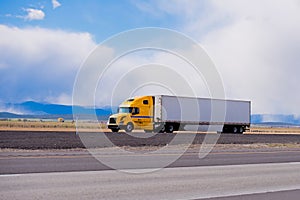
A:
0 0 180 42
0 0 300 115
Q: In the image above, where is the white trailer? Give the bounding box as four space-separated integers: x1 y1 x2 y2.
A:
153 95 251 133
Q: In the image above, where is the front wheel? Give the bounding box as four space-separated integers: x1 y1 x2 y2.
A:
125 122 134 132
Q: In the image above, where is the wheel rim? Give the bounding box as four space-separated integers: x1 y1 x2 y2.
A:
168 125 174 132
233 127 238 133
126 123 133 132
239 127 243 133
159 125 165 133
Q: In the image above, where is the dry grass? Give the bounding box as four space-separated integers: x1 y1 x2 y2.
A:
245 126 300 134
1 120 300 134
0 120 108 132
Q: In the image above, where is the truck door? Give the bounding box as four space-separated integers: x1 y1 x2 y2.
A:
141 98 152 124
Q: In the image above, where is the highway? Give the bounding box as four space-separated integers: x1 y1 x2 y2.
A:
1 136 300 199
1 147 300 174
1 162 300 200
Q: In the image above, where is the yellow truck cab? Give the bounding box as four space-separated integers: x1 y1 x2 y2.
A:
107 96 154 132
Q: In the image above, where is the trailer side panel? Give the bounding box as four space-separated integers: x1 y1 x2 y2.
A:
160 95 250 125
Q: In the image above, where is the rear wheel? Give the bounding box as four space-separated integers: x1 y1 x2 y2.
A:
232 126 238 133
239 126 244 133
166 124 174 133
154 124 165 133
125 122 134 132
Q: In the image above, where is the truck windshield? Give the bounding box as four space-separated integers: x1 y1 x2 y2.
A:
119 107 133 113
119 107 139 114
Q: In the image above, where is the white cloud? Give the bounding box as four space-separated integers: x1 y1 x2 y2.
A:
132 1 162 17
46 93 72 105
24 8 45 21
94 49 210 107
0 104 27 115
0 25 97 104
52 0 61 9
140 0 300 115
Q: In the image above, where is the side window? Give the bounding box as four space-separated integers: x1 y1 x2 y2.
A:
132 107 139 115
143 100 148 105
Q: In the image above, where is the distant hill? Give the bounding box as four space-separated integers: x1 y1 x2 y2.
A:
0 112 23 119
0 101 113 120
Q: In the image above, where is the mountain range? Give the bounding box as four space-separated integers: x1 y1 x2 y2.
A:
0 101 113 120
0 101 300 125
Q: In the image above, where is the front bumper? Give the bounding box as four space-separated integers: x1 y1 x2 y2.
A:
107 124 119 129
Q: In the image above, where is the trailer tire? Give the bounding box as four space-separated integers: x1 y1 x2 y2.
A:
125 122 134 132
232 126 238 133
239 126 244 134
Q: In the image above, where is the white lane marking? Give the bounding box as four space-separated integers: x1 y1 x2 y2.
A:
195 188 300 200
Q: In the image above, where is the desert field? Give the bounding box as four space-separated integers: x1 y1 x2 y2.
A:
247 126 300 134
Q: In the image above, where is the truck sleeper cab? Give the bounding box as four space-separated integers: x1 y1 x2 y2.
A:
107 96 156 132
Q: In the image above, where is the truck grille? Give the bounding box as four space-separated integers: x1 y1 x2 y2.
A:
109 118 116 124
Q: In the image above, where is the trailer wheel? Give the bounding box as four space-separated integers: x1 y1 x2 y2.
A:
232 126 238 133
125 122 134 132
166 124 174 133
239 126 244 133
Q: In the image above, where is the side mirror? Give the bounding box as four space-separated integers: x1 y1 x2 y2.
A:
132 108 139 115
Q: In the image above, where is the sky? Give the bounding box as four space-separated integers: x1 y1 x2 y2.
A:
0 0 300 115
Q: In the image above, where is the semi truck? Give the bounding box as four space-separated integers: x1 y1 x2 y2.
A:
107 95 251 133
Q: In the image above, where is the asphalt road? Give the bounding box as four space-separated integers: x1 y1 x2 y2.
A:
1 147 300 174
1 162 300 200
201 189 300 200
1 131 300 199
